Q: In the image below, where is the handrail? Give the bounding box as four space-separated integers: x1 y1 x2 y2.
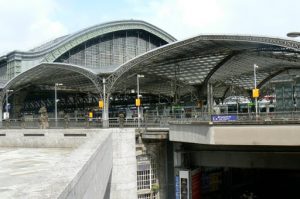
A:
1 111 300 129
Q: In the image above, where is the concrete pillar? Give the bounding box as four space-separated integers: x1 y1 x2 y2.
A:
110 128 137 199
166 141 175 199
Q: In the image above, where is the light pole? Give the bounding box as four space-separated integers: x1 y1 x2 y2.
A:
137 74 144 129
102 78 109 128
55 83 63 126
254 64 259 119
5 89 13 119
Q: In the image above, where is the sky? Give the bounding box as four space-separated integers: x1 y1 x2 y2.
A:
1 0 300 54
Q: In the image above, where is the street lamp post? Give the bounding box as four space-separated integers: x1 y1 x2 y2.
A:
5 89 13 119
137 74 144 129
55 83 63 126
102 78 109 128
254 64 259 119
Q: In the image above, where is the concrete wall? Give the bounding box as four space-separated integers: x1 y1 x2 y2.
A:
170 123 300 146
169 123 213 144
0 129 91 147
109 128 137 199
59 131 113 199
213 125 300 145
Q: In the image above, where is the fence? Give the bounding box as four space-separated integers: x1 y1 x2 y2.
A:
1 111 300 129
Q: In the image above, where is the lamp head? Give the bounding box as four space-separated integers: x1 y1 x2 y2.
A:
287 32 300 38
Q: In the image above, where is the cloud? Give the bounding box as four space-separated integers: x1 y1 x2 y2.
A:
130 0 225 39
0 0 68 54
130 0 300 40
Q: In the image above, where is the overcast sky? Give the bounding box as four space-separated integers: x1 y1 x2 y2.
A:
1 0 300 54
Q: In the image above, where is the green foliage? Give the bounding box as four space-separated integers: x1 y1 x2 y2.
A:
151 183 159 192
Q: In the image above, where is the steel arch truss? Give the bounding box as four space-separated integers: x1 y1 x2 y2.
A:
42 20 176 63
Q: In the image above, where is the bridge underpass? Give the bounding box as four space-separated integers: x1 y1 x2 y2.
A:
172 143 300 198
166 122 300 199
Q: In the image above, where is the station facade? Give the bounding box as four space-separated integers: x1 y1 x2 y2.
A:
1 20 300 199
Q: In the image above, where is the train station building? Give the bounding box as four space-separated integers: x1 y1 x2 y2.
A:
1 20 300 123
1 20 300 199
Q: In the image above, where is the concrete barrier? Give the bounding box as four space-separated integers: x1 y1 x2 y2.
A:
0 129 92 148
109 128 137 199
33 130 113 199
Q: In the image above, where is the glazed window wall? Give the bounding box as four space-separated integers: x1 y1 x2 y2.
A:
0 61 7 80
55 30 166 70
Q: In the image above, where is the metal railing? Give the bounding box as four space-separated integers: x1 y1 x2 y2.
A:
1 111 300 129
0 117 147 129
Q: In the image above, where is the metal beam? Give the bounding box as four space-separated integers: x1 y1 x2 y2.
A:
257 68 291 89
202 51 238 86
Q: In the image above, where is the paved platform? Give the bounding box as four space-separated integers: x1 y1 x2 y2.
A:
0 129 114 199
0 147 73 198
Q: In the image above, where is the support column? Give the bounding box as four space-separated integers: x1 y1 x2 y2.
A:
0 92 3 123
0 103 2 123
207 82 213 116
103 94 109 128
102 78 109 128
210 83 214 114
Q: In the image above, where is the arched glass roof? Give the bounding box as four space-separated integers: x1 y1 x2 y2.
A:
1 63 102 98
106 35 300 98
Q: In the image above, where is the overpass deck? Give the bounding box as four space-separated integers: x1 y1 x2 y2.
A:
169 120 300 146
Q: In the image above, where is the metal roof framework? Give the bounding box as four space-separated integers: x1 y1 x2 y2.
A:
0 20 176 63
106 35 300 100
0 63 102 104
2 35 300 107
0 20 177 107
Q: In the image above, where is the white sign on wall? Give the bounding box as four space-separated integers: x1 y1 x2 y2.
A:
3 112 9 120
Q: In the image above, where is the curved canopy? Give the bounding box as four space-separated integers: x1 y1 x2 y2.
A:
106 35 300 98
1 63 102 96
